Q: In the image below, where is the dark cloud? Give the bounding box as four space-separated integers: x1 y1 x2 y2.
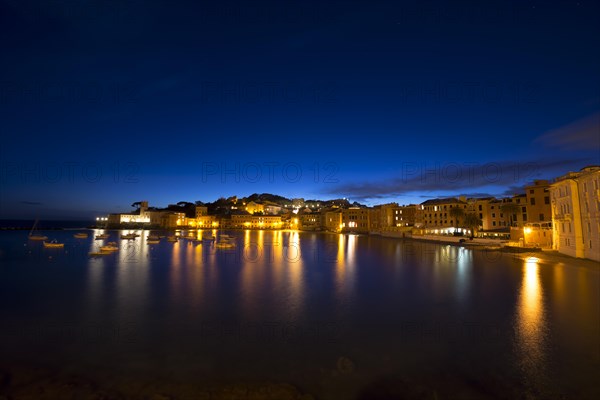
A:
534 112 600 151
323 157 591 202
20 201 42 206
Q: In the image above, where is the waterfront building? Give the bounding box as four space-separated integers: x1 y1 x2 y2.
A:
550 166 600 261
324 209 343 232
194 215 219 228
341 207 370 233
299 211 322 230
230 214 282 229
107 200 151 225
392 204 416 227
369 203 398 230
525 180 552 224
417 197 470 235
108 201 187 228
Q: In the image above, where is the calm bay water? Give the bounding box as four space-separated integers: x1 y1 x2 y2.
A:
0 229 598 399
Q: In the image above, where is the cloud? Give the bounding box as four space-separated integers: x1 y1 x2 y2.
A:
20 201 42 206
534 112 600 151
323 157 591 202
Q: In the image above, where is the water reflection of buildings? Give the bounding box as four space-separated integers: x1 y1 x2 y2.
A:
334 235 357 312
84 230 151 333
515 257 547 386
238 230 306 320
455 247 472 303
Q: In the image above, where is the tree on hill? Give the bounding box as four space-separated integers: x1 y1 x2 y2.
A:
244 193 291 205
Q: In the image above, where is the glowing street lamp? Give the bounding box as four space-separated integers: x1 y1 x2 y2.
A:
523 226 533 246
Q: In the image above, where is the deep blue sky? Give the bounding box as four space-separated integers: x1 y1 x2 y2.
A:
1 0 599 219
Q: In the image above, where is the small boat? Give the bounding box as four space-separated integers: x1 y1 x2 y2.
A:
43 240 64 248
121 233 139 239
107 242 117 246
28 219 48 241
95 233 110 240
74 232 88 238
99 245 118 252
147 239 160 244
202 234 216 241
147 235 160 241
167 236 178 242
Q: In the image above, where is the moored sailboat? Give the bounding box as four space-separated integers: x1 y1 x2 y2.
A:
43 239 64 248
28 219 48 241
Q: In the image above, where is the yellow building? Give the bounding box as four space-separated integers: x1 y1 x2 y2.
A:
194 215 219 228
108 201 187 228
417 197 470 234
324 209 343 232
107 200 151 224
525 180 552 223
523 222 553 249
551 166 600 261
392 205 416 227
471 198 510 230
342 207 370 233
299 212 322 230
195 206 208 217
245 201 265 214
368 207 381 231
163 212 187 228
231 214 282 229
373 203 397 229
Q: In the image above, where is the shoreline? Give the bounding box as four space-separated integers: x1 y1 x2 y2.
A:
2 225 598 266
403 235 600 267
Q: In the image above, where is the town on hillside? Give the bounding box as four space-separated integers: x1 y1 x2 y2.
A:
100 166 600 261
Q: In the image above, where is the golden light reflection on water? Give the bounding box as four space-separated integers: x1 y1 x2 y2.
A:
335 234 345 285
334 234 356 309
455 247 472 303
286 231 305 318
82 232 152 323
237 230 307 320
240 230 264 319
85 231 104 315
515 257 546 382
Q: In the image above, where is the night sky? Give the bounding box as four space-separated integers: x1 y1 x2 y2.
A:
1 0 599 219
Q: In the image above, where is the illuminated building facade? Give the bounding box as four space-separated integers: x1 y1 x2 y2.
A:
418 197 469 234
342 207 370 233
230 214 282 229
324 210 342 232
551 166 600 261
